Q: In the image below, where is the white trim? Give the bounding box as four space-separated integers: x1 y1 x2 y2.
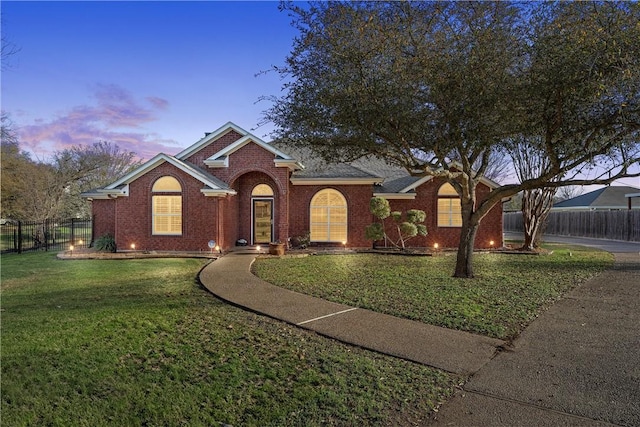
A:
625 193 640 198
102 153 234 196
203 134 303 170
201 188 237 197
373 192 416 200
291 177 382 186
175 121 250 160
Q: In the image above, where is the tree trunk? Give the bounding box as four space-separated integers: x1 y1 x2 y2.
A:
454 219 479 278
521 188 555 251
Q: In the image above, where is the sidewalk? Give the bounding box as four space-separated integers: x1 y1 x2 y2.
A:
199 251 504 375
430 252 640 426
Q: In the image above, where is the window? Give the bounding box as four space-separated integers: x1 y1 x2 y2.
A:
310 189 347 242
251 184 274 197
437 183 462 227
152 176 182 235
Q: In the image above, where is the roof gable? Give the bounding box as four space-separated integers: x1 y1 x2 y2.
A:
204 134 303 170
80 154 236 199
175 121 250 161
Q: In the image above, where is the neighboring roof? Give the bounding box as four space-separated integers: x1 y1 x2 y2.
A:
552 185 640 210
81 153 236 199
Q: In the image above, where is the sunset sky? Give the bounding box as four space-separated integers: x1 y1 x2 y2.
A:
2 1 637 188
2 1 296 160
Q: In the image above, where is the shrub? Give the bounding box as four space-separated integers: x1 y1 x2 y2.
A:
365 197 427 250
94 234 117 253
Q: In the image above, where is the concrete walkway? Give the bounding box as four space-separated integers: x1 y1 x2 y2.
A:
200 240 640 426
199 251 504 375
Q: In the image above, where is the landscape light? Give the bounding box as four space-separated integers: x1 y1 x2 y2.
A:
69 245 74 254
434 243 439 250
490 240 495 247
256 245 261 253
131 243 136 250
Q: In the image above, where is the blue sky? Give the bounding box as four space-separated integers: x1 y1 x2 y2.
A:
2 1 296 159
2 1 638 189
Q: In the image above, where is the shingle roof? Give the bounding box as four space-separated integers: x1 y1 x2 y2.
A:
553 185 640 209
269 141 408 182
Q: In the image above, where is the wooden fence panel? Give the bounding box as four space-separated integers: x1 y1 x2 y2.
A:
503 210 640 242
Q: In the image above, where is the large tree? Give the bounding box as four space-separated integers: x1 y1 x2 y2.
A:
266 1 640 278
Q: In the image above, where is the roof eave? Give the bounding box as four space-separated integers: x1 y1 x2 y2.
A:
372 192 417 200
291 178 382 186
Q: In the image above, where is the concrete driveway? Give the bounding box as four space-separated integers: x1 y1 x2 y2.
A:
431 235 640 426
504 232 640 253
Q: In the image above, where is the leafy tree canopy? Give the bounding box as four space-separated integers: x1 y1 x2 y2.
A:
266 1 640 277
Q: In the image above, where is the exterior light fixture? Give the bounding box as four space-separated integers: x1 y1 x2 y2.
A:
131 243 136 250
69 245 74 254
78 239 83 246
215 245 221 254
434 243 439 250
489 240 495 248
256 245 261 253
342 241 347 250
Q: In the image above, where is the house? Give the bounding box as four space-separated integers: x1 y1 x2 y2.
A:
552 185 640 211
82 122 503 251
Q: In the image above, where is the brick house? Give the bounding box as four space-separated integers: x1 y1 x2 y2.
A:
83 122 503 251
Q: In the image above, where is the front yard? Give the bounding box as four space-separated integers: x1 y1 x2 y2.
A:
1 252 458 426
253 245 613 340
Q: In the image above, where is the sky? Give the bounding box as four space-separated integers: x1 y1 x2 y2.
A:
1 1 296 160
1 1 638 189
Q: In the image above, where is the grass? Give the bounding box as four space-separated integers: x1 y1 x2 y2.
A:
1 252 460 426
253 244 613 340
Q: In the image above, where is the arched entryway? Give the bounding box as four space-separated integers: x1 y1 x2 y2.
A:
232 171 283 245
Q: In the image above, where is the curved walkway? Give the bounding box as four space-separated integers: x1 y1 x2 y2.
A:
199 251 504 375
200 238 640 425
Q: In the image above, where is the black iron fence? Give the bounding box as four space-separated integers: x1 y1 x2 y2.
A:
504 210 640 242
0 218 92 254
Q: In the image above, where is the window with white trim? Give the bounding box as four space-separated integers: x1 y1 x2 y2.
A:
152 176 182 235
437 183 462 227
310 189 347 242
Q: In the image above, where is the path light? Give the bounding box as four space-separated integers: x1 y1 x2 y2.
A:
69 244 74 255
489 240 495 250
342 240 347 250
215 245 221 254
256 245 261 254
78 239 83 246
131 243 136 250
433 242 439 256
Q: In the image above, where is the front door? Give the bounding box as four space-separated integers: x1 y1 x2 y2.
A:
253 199 273 244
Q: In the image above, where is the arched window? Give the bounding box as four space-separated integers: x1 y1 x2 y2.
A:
310 189 347 242
251 184 274 197
437 183 462 227
152 176 182 235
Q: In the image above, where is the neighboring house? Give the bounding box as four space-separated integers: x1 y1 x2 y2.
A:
82 122 503 251
552 185 640 211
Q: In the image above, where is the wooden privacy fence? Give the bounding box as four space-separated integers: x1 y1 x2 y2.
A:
503 210 640 242
0 218 92 254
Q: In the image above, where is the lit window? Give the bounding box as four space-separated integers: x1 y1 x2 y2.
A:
152 176 182 235
251 184 274 197
310 189 347 242
437 183 462 227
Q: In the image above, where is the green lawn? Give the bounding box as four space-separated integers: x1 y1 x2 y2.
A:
253 244 613 340
1 252 459 427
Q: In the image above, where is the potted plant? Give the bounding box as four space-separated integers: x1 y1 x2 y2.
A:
268 240 286 256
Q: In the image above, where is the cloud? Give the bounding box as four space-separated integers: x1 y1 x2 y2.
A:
16 84 177 160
